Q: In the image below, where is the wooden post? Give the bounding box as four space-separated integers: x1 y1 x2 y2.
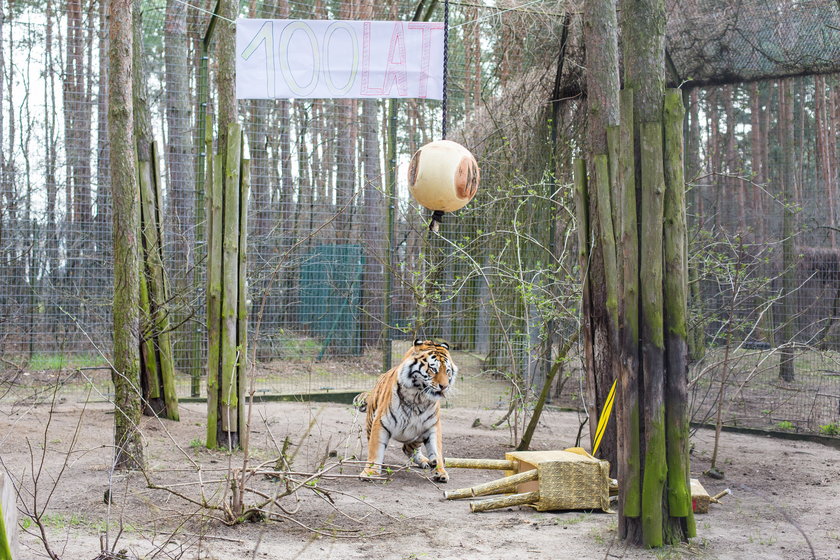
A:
639 120 667 548
617 88 642 537
663 89 695 536
151 143 179 419
206 151 222 448
220 123 242 441
573 158 596 446
237 143 250 443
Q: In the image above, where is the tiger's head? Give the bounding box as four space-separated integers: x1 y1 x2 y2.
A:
399 339 458 400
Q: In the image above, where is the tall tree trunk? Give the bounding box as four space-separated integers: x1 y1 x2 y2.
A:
165 0 195 302
360 95 383 348
109 0 144 471
96 1 112 290
778 80 796 382
581 0 620 477
64 0 93 308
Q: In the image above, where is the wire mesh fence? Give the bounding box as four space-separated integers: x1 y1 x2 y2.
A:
0 0 839 438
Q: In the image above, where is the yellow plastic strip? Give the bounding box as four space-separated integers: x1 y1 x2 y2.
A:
592 379 617 456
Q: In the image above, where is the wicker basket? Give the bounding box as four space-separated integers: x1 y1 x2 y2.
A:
445 449 611 513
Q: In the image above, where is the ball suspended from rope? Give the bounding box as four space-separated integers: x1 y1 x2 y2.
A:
407 140 480 230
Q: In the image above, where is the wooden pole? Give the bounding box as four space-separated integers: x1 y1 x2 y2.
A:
445 458 517 471
663 89 694 537
220 123 242 444
206 151 222 448
237 139 250 442
444 469 539 500
137 141 178 420
617 88 641 538
470 491 540 513
639 120 667 548
138 156 161 405
151 142 179 420
573 158 596 445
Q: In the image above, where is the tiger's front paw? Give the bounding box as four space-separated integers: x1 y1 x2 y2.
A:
432 467 449 483
359 466 380 481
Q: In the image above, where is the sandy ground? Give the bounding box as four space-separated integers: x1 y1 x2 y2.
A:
1 398 838 560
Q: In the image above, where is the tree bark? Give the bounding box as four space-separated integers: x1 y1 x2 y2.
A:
581 0 621 477
164 0 196 302
778 79 796 382
109 0 144 471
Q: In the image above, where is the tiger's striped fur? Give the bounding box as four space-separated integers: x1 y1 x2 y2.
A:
357 339 457 482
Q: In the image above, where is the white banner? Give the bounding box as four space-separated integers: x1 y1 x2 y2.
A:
236 19 445 100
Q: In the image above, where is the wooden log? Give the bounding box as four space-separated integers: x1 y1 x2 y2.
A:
470 491 540 513
220 123 242 437
639 120 667 548
444 469 538 500
0 470 17 560
445 458 516 471
617 88 642 532
663 89 693 534
206 150 222 448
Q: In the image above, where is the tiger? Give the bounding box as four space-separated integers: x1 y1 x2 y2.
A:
355 339 458 483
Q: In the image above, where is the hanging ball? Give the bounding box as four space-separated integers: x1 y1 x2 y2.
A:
408 140 480 213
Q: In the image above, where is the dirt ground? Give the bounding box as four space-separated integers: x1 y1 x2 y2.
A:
1 398 838 560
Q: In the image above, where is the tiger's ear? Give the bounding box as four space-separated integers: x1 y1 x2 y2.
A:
438 341 450 350
414 339 425 346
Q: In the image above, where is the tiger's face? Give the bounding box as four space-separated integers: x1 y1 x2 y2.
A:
401 339 458 400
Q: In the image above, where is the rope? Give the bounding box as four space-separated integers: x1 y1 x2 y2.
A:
442 0 450 140
591 379 617 457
